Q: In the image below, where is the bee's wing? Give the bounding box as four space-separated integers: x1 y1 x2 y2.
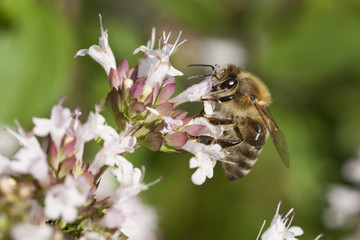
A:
253 102 290 168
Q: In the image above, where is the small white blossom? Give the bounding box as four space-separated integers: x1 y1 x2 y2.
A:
11 222 53 240
100 197 158 240
112 164 148 202
72 107 118 161
74 14 116 75
260 201 304 240
89 131 137 174
323 185 360 228
182 141 225 185
170 77 212 106
44 175 88 223
342 151 360 184
33 102 72 150
189 152 216 185
4 126 49 184
133 28 185 89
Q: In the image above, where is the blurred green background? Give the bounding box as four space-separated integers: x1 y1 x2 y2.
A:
1 0 360 239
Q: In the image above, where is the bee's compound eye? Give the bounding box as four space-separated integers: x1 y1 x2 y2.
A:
220 77 237 91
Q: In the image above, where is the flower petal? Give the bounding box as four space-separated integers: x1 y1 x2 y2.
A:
191 168 206 185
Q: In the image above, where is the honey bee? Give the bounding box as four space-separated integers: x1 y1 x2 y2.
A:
191 64 289 181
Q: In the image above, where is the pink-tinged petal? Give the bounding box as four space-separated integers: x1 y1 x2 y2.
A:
157 83 176 104
163 76 175 85
156 102 174 116
184 124 205 135
142 132 164 151
131 78 145 99
165 132 188 148
143 90 154 105
117 58 129 77
63 138 76 159
108 68 122 90
129 66 138 80
182 117 192 126
59 155 76 177
152 83 161 102
171 109 188 120
49 141 58 170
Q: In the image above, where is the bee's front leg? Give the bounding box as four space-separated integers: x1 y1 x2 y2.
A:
194 112 234 126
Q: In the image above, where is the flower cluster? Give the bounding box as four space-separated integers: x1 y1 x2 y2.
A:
0 14 231 239
75 14 229 185
0 101 158 239
258 201 323 240
323 150 360 239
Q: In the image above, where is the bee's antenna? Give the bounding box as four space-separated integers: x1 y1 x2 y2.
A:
187 64 219 80
188 64 217 72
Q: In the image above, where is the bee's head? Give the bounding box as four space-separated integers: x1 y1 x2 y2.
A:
211 65 271 107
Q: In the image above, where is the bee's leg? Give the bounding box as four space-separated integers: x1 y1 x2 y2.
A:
218 95 235 102
193 113 234 125
207 117 234 125
188 135 242 148
215 138 242 148
199 95 235 103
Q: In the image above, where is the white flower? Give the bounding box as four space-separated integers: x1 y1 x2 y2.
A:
260 201 304 240
182 141 225 185
11 222 53 240
323 185 360 228
170 77 212 106
189 152 216 185
4 125 49 185
342 150 360 184
74 14 116 76
100 197 158 240
89 131 137 174
44 175 88 223
112 164 148 202
133 28 185 90
72 107 118 161
33 102 72 150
